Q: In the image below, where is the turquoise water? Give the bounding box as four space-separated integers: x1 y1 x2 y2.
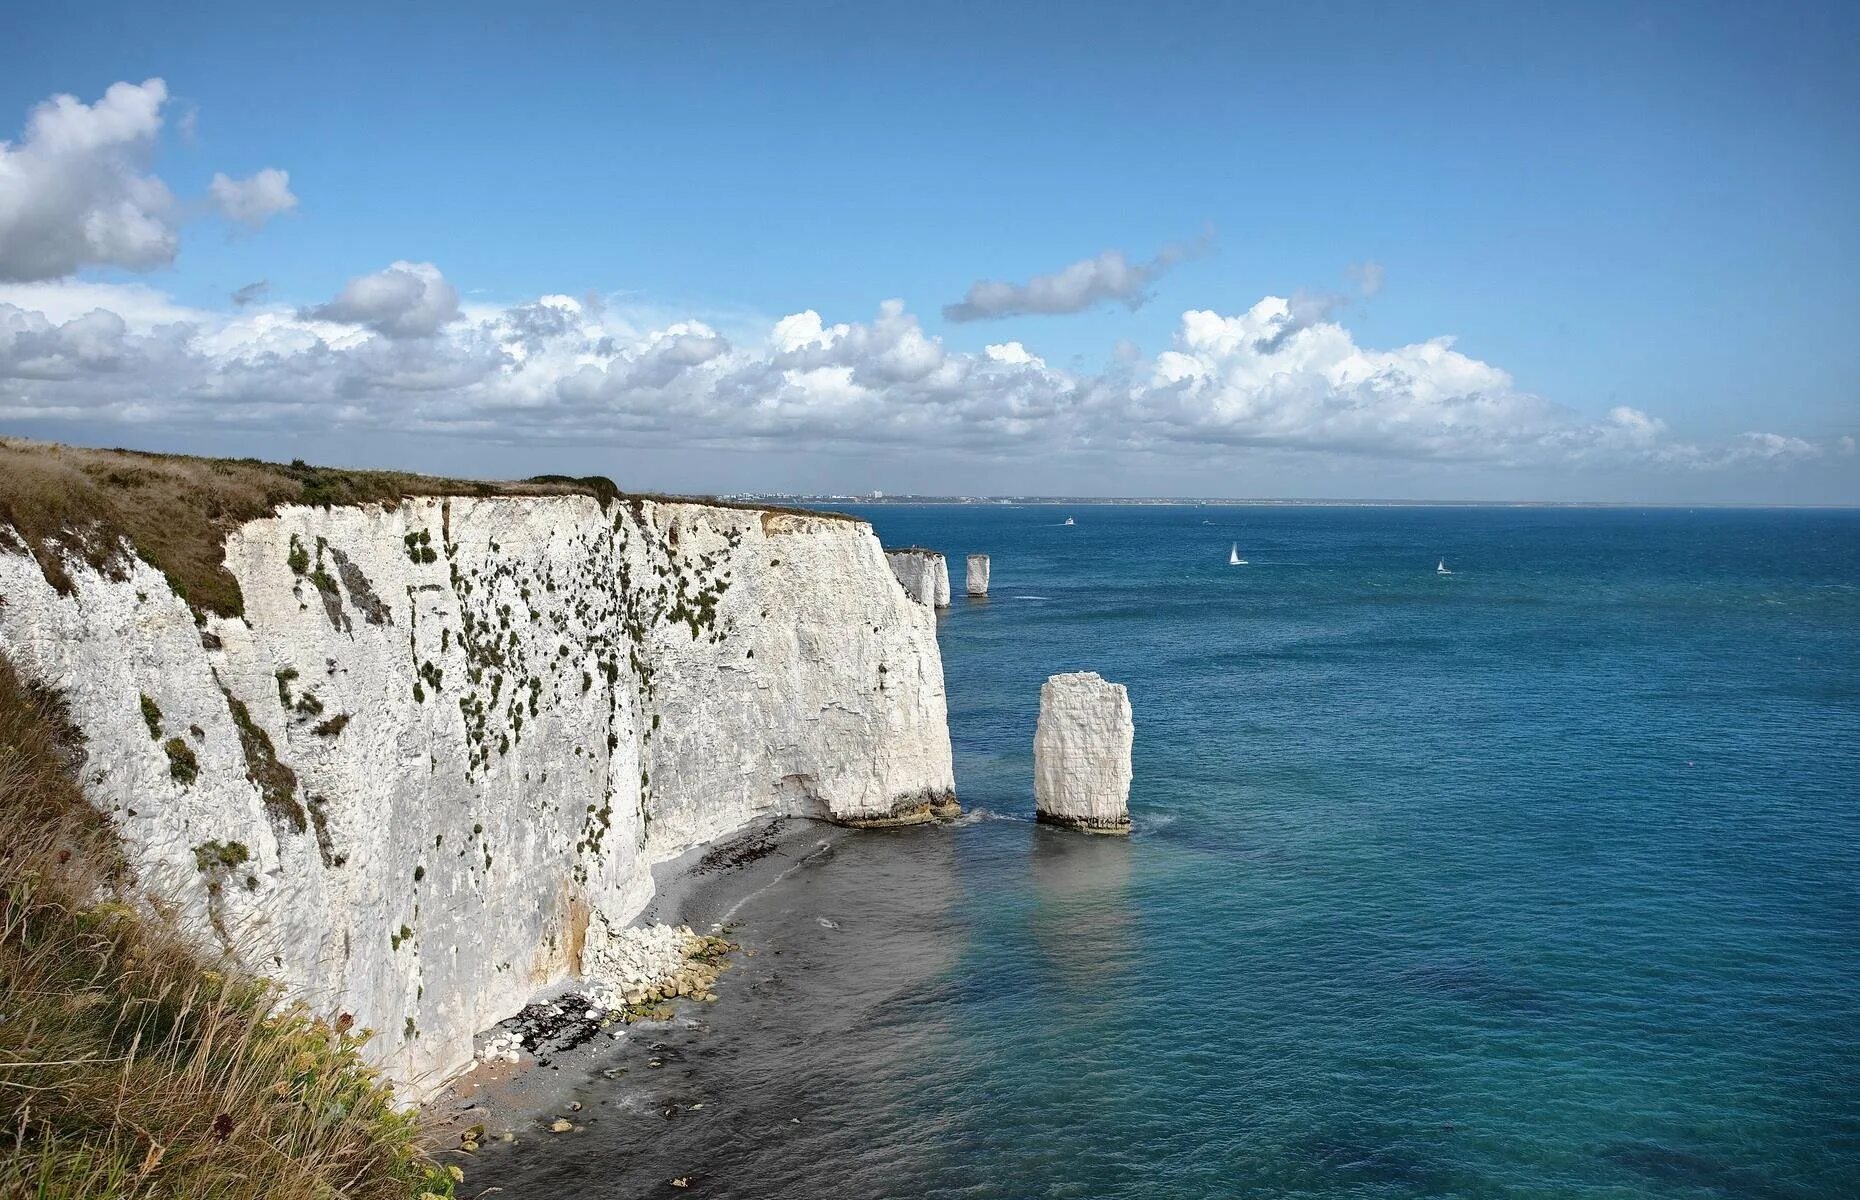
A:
477 505 1860 1198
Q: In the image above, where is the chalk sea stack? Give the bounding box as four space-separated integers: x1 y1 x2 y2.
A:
966 553 991 596
886 547 951 608
1033 671 1133 835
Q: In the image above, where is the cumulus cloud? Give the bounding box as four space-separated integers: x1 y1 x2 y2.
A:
302 261 461 338
943 233 1211 322
0 79 178 282
0 80 297 282
0 277 1836 477
210 167 297 228
1247 263 1390 354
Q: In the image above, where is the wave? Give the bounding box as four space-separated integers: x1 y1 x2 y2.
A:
951 806 1030 826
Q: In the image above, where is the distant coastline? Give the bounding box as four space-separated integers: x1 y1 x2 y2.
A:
725 494 1860 511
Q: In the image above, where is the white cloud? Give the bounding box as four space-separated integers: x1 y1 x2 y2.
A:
0 277 1836 477
0 80 177 281
303 261 461 338
210 167 297 228
943 233 1211 322
0 80 297 282
985 341 1044 368
0 278 210 326
1722 432 1822 464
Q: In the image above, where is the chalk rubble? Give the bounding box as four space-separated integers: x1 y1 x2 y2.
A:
1033 671 1133 835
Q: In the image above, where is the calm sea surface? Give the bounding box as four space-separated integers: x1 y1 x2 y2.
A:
474 505 1860 1199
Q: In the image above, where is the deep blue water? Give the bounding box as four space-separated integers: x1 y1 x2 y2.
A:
478 505 1860 1199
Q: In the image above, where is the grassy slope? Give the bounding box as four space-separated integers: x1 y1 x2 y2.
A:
0 436 853 619
0 437 607 619
0 652 461 1199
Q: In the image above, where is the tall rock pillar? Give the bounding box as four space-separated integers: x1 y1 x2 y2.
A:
966 554 990 597
1033 671 1132 835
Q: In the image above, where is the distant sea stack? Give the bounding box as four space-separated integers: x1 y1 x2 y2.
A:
886 548 951 608
966 554 990 597
1033 672 1133 835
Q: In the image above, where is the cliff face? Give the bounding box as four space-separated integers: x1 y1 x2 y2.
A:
885 549 950 608
0 494 954 1094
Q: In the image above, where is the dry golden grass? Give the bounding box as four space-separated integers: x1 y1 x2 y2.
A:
0 437 593 618
0 653 460 1200
0 437 855 619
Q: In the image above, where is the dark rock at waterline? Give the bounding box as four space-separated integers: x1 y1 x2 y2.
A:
694 821 786 875
497 993 613 1065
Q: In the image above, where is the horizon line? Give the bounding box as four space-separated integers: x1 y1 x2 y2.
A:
732 494 1860 511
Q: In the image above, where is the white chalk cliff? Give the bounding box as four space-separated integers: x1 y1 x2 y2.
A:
1033 671 1133 834
885 548 950 609
0 495 955 1095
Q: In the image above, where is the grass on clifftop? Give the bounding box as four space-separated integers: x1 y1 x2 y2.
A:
0 652 459 1200
0 437 593 618
0 436 856 619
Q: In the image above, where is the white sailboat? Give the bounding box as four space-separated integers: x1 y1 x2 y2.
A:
1436 559 1452 575
1229 543 1247 566
1062 516 1075 526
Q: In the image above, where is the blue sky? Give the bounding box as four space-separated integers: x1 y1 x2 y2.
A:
2 0 1856 500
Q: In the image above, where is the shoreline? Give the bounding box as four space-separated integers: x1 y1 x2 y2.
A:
424 816 854 1155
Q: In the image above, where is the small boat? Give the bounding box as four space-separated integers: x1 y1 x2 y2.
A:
1229 543 1247 566
1436 559 1452 575
1062 516 1075 526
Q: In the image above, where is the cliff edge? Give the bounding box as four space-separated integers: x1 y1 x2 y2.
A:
0 440 956 1095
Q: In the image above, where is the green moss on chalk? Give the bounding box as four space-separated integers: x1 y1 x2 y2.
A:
139 694 163 740
164 736 198 784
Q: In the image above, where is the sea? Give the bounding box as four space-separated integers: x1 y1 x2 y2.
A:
470 504 1860 1199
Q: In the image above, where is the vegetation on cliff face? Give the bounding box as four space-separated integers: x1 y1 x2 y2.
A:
0 437 857 620
0 652 459 1199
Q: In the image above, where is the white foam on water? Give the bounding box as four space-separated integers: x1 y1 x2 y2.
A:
951 806 1031 826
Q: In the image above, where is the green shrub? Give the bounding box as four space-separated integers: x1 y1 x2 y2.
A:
139 693 163 739
191 839 251 872
164 736 198 784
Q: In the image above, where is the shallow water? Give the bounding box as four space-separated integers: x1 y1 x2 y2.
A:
472 505 1860 1199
